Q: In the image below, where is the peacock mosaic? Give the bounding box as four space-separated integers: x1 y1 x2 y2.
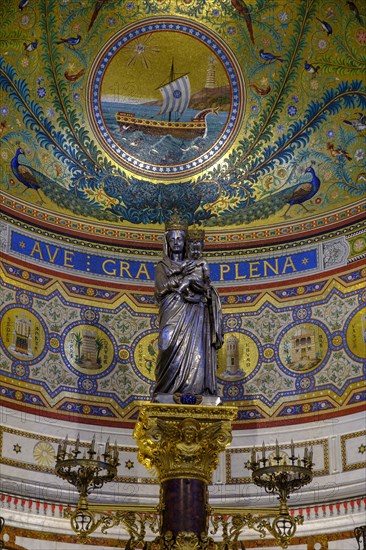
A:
0 0 364 228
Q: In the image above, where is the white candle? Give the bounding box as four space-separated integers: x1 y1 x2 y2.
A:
251 447 256 463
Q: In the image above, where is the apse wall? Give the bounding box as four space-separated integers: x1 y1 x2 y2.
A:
1 220 365 548
0 0 365 548
1 221 365 428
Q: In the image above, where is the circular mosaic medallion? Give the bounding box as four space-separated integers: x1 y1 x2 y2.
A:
278 322 328 373
87 17 245 180
133 333 159 381
78 376 97 393
0 307 46 361
225 384 242 398
217 331 259 381
63 323 115 375
296 375 315 391
346 306 366 359
12 363 29 378
263 346 275 360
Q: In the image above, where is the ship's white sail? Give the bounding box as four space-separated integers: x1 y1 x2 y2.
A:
159 74 191 118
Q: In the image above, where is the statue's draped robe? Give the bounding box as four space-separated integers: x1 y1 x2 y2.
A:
154 256 223 396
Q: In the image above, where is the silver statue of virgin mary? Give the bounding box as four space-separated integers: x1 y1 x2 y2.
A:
153 219 223 403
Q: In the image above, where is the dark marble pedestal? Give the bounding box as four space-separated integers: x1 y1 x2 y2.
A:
161 478 207 537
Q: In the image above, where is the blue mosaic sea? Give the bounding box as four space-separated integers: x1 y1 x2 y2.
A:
101 101 228 166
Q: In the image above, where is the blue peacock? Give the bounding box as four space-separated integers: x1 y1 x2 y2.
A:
10 148 118 221
212 166 321 226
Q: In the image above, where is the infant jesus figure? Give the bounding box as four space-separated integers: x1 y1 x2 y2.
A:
177 229 211 301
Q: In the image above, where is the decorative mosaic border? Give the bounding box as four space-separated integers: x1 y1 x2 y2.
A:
1 245 365 428
341 430 366 472
1 197 365 249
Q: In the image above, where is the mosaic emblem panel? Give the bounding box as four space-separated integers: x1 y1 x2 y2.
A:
1 256 365 428
88 17 244 178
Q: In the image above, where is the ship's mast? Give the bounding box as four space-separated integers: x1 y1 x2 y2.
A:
157 59 190 121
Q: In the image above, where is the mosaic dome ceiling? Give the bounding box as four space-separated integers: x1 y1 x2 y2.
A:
0 0 365 429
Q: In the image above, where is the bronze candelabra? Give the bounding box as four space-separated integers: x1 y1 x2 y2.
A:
55 434 119 541
54 428 315 548
55 435 119 502
246 439 314 548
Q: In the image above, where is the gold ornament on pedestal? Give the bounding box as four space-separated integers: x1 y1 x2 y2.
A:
133 404 236 484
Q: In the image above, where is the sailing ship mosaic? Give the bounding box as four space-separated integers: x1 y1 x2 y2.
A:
0 0 364 225
0 0 365 428
88 18 243 178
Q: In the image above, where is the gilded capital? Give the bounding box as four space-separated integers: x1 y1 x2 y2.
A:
133 404 237 484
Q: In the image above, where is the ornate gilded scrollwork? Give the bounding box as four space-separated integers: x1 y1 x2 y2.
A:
146 530 220 549
64 506 99 543
64 500 304 548
210 513 268 547
65 503 159 547
261 514 304 549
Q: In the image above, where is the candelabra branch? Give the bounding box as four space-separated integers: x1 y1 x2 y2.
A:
65 504 160 546
261 514 304 549
210 513 269 543
102 510 160 548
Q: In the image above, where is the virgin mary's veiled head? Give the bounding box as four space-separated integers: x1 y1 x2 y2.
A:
164 228 187 258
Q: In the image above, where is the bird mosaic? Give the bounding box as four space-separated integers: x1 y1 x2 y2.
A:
0 0 365 228
249 83 271 96
282 166 320 218
259 49 284 63
10 148 118 221
88 0 111 32
64 68 85 82
11 147 45 205
56 35 82 48
23 39 38 54
304 61 320 74
327 143 352 161
18 0 30 10
343 113 366 133
210 166 322 225
315 17 332 36
230 0 255 45
346 1 363 24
